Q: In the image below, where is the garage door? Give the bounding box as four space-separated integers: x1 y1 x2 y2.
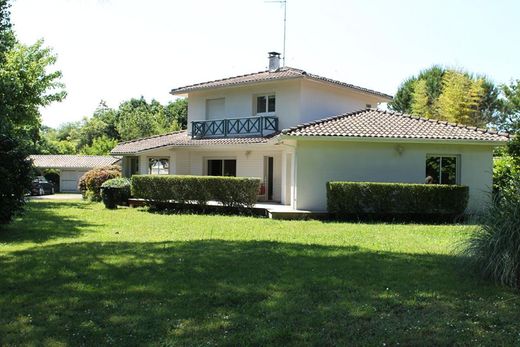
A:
60 170 87 192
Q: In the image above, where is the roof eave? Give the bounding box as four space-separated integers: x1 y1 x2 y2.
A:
169 76 303 96
277 134 509 146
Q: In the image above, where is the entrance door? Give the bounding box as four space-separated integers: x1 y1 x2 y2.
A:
263 156 274 201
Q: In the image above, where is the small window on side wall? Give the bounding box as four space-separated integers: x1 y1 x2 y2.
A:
149 158 169 175
425 155 458 184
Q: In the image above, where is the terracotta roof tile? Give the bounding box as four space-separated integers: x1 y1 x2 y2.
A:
111 131 276 155
281 109 510 142
30 155 121 169
170 67 393 100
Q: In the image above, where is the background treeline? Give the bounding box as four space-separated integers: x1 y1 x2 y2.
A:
37 97 187 155
389 65 519 132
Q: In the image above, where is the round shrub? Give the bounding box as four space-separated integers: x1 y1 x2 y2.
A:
101 177 131 209
463 176 520 289
78 165 121 201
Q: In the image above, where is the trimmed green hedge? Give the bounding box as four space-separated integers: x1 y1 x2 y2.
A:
101 178 131 209
131 175 261 208
327 181 469 218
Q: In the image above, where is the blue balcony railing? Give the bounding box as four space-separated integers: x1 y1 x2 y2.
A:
191 116 278 139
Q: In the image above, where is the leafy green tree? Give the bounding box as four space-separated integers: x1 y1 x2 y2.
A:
0 122 33 224
0 1 65 223
436 71 486 126
116 97 170 141
80 135 118 155
0 0 14 62
390 65 499 127
164 98 188 129
497 80 520 133
390 65 445 114
0 40 66 136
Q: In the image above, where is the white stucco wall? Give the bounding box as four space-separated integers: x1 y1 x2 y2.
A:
187 80 301 133
293 139 495 213
186 78 389 133
299 79 385 123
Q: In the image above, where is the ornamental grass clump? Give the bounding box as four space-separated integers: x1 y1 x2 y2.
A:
463 177 520 290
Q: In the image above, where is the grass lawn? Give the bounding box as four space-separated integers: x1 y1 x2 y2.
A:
0 201 518 346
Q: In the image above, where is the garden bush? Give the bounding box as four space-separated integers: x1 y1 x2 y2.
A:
463 177 520 289
493 155 519 196
327 181 469 220
101 177 131 209
131 175 261 208
78 165 121 201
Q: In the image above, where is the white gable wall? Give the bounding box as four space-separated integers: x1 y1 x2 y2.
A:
294 139 494 213
299 79 385 123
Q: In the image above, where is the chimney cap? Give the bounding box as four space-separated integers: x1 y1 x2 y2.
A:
268 51 281 57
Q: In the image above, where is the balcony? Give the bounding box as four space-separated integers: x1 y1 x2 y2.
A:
191 116 279 139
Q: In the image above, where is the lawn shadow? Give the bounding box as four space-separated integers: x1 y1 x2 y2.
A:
0 240 517 346
0 201 102 244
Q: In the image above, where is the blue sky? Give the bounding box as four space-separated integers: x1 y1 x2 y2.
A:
10 0 520 127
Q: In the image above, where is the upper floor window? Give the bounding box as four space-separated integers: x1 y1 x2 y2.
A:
425 155 458 184
256 95 275 115
206 98 225 120
149 158 169 175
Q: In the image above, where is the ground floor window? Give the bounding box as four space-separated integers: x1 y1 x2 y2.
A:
148 158 169 175
425 155 458 184
207 159 236 176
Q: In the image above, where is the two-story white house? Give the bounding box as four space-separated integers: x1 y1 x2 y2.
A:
111 52 509 213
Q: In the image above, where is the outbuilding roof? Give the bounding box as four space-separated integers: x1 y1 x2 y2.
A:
170 66 393 100
30 155 121 169
110 131 276 155
281 109 510 142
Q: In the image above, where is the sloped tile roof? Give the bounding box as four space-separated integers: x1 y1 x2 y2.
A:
170 67 393 100
30 155 121 169
281 109 510 142
111 131 276 155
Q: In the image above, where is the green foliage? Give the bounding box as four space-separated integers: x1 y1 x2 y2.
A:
164 98 188 129
38 97 188 155
78 165 121 201
116 97 170 141
436 71 486 125
100 177 131 209
389 65 499 127
493 155 519 195
327 181 469 219
0 0 14 61
0 5 65 223
80 135 118 155
497 80 520 133
0 122 33 224
0 40 66 135
390 65 445 114
507 134 520 165
132 175 261 208
463 179 520 289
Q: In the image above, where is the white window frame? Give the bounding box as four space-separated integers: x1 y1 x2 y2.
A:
148 157 170 175
254 94 276 116
425 154 461 184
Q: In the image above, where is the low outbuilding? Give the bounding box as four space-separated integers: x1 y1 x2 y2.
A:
30 155 121 192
